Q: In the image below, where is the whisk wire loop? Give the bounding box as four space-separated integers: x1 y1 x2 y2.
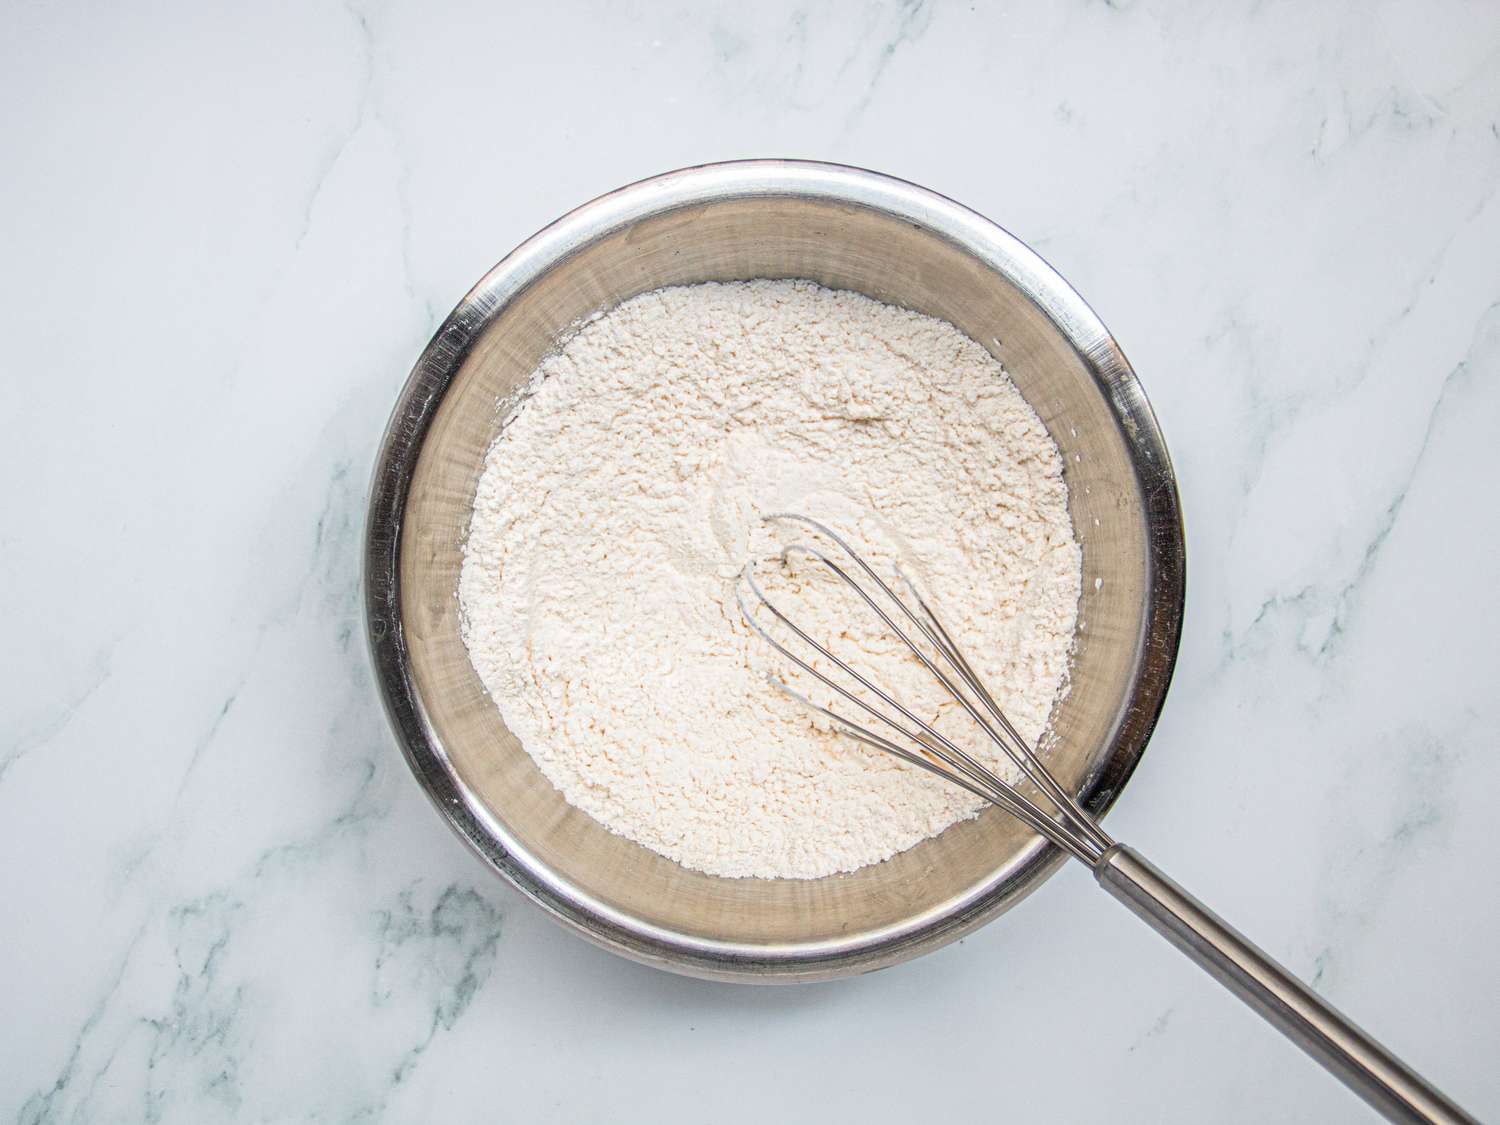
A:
889 564 1114 855
735 568 1082 858
738 514 1112 867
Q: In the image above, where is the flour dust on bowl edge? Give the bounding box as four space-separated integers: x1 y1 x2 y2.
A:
363 160 1186 982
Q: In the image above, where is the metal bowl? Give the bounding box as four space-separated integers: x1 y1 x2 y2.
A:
364 160 1185 982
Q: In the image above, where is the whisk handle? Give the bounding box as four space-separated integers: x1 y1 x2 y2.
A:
1095 845 1476 1124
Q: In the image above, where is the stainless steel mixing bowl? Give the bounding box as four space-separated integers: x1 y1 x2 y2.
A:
364 160 1185 982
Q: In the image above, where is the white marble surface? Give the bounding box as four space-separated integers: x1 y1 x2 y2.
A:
4 1 1498 1121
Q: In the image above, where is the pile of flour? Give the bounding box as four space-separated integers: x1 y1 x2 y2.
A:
458 280 1082 879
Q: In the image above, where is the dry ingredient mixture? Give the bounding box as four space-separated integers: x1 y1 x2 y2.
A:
459 280 1082 879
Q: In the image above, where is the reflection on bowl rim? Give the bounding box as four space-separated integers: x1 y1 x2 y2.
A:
363 159 1186 981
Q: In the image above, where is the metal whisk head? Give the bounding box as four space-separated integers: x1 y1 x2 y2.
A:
737 514 1113 867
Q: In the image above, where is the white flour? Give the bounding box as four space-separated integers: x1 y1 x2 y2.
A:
459 280 1082 879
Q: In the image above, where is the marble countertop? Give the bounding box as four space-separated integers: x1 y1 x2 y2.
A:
5 1 1498 1121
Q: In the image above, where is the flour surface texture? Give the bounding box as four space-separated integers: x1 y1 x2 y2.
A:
458 280 1082 879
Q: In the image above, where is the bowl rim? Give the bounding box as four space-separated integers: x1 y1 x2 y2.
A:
363 158 1186 982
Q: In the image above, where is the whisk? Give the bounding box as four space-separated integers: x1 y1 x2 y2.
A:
738 514 1475 1125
